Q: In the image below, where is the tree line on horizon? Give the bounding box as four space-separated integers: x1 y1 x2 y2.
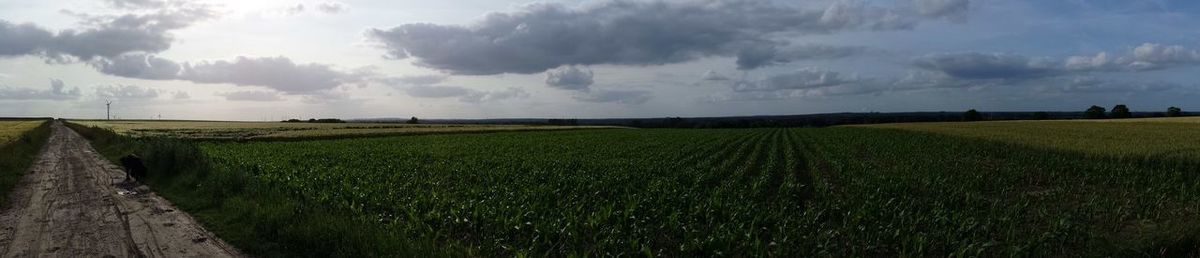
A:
963 105 1185 122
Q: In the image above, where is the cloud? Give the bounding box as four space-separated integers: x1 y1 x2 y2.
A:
701 70 731 81
0 79 82 100
819 1 920 31
284 4 306 16
1126 43 1200 70
376 74 448 86
0 21 55 56
919 43 1200 81
735 44 866 70
179 56 359 94
913 53 1062 80
545 66 594 90
709 68 983 102
732 68 858 92
403 85 529 103
93 54 363 94
404 85 473 98
0 3 214 61
104 0 166 9
367 0 967 75
572 89 652 104
915 0 969 21
459 87 530 103
91 54 182 80
172 91 190 99
95 85 160 99
316 2 348 14
1036 77 1178 94
217 91 284 101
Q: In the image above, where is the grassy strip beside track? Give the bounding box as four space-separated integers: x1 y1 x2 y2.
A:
0 119 52 205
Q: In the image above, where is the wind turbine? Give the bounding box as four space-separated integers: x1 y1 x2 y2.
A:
106 100 112 120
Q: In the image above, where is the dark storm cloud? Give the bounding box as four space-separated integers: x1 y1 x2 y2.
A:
367 0 969 75
544 66 594 90
0 3 214 61
572 89 652 104
0 79 82 100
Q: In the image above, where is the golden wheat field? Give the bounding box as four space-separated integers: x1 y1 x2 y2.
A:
864 117 1200 160
0 120 47 144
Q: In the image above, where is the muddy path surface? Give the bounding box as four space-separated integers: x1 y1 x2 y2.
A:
0 121 243 257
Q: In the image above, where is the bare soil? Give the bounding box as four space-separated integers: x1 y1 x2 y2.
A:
0 121 243 257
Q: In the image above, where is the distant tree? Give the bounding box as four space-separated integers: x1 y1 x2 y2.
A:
282 119 302 123
310 118 346 123
666 117 687 128
962 109 982 122
407 117 419 124
1032 112 1050 120
547 119 579 126
1168 106 1183 117
1085 106 1107 119
629 119 643 128
1110 104 1132 119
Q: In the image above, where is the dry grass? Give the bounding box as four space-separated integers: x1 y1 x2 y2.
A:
70 120 620 140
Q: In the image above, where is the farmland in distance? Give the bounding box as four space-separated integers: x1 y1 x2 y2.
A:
70 120 617 140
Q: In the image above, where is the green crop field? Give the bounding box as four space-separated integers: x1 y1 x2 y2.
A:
71 120 617 140
75 119 1200 257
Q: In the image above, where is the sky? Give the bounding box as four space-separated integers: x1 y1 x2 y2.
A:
0 0 1198 120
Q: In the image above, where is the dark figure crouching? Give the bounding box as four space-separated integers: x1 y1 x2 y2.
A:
120 154 148 182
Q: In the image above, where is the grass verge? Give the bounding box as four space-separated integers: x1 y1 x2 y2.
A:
64 122 465 257
0 119 52 206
